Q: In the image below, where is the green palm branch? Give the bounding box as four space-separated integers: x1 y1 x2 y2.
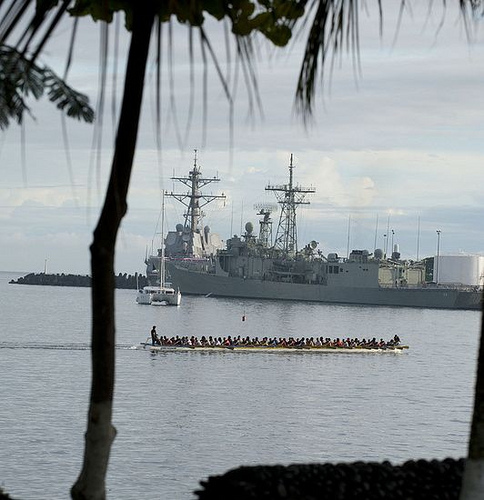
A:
0 45 94 129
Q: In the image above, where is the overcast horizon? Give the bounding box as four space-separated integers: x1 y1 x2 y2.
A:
1 2 484 275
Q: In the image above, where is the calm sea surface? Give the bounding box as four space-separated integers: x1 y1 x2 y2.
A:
0 270 482 499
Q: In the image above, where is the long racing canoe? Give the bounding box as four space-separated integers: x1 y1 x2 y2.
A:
139 343 409 353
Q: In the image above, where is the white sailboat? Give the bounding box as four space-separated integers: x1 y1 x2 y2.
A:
136 192 181 306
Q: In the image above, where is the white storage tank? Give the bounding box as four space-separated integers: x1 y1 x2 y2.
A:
434 254 484 286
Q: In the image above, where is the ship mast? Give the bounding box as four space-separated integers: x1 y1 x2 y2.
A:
166 150 226 255
253 203 278 248
266 154 315 256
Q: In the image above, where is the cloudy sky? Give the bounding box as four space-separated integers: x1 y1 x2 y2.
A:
1 2 483 275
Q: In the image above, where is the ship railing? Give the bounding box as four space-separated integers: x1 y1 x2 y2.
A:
379 282 481 291
167 256 211 262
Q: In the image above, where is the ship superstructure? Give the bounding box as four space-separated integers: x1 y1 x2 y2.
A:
145 152 226 284
164 151 226 258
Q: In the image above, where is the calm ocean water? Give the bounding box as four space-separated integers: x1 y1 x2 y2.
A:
0 270 482 499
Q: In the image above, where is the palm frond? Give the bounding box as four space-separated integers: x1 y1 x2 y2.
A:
44 68 94 122
0 44 94 129
0 45 35 129
295 0 363 122
0 87 30 128
295 0 484 122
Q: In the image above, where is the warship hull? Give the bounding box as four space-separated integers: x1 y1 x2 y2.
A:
166 261 482 310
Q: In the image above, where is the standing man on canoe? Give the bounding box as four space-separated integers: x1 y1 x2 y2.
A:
151 326 161 346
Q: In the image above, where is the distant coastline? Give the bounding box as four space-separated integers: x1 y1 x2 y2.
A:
9 272 148 289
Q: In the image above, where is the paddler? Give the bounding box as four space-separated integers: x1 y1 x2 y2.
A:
150 326 161 346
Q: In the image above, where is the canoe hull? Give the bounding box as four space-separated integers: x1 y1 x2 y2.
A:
139 343 408 353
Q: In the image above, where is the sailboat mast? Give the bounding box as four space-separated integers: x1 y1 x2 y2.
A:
160 191 165 287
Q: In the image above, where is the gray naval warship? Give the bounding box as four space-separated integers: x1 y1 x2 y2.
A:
146 153 482 310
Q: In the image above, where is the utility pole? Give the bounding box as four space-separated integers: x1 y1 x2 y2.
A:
436 230 442 284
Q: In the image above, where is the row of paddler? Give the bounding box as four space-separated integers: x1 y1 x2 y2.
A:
148 330 405 349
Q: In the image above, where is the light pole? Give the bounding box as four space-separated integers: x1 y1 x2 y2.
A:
436 230 441 284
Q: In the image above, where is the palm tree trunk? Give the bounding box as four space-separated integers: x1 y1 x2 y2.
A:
71 5 155 500
460 295 484 500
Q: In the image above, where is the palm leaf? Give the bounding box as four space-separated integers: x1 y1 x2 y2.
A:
0 44 94 129
44 68 95 122
0 46 33 128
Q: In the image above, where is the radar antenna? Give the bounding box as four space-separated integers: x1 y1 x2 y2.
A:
266 154 315 256
253 203 278 248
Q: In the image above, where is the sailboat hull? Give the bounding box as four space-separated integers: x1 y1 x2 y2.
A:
136 286 181 306
151 287 181 306
138 190 182 306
